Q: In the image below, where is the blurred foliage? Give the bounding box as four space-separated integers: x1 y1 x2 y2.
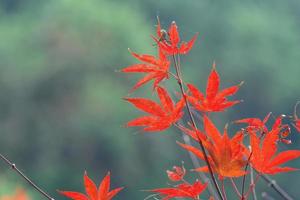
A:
0 187 31 200
0 0 299 199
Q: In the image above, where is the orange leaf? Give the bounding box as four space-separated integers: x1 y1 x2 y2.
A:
187 83 205 101
177 142 205 160
187 64 242 112
122 50 170 91
234 112 272 133
206 65 220 101
203 115 222 147
167 165 186 182
150 180 207 200
250 116 300 174
269 150 300 167
125 86 184 132
124 98 165 117
84 171 97 200
59 172 123 200
179 33 198 54
169 21 180 47
58 191 88 200
154 20 198 55
179 116 247 178
98 172 111 200
122 64 159 73
157 86 174 113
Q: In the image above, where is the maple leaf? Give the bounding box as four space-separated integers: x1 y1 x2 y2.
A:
234 112 272 133
167 165 186 182
122 49 170 91
0 188 30 200
153 18 198 55
235 113 293 143
249 116 300 174
59 171 123 200
150 180 207 200
125 86 185 132
179 115 247 178
187 63 242 112
293 101 300 132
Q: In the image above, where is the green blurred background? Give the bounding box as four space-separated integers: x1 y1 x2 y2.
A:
0 0 299 199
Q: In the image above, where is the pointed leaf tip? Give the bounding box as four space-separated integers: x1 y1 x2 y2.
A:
212 61 216 70
239 81 245 87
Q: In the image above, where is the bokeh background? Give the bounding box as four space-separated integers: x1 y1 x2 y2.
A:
0 0 299 199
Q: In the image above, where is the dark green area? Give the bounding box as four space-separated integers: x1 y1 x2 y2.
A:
0 0 299 199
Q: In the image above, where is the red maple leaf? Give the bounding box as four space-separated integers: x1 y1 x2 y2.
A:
59 172 123 200
167 165 186 182
122 49 170 92
293 101 300 132
153 18 198 55
249 116 300 174
125 86 184 132
150 180 207 200
179 115 247 178
187 63 242 112
234 112 272 133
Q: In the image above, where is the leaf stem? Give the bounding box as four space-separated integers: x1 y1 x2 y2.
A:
0 153 55 200
230 178 242 199
221 179 227 200
245 173 260 199
241 150 253 199
174 123 219 200
250 166 258 200
242 132 265 199
171 54 224 200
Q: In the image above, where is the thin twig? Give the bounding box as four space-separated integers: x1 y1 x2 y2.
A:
245 173 260 199
242 129 294 200
241 151 252 199
0 153 55 200
179 127 219 200
250 166 257 200
230 178 242 199
171 54 224 200
221 179 227 200
241 132 265 199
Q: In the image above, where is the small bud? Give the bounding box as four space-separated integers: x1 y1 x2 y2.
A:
280 138 292 145
167 165 186 182
280 124 291 138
